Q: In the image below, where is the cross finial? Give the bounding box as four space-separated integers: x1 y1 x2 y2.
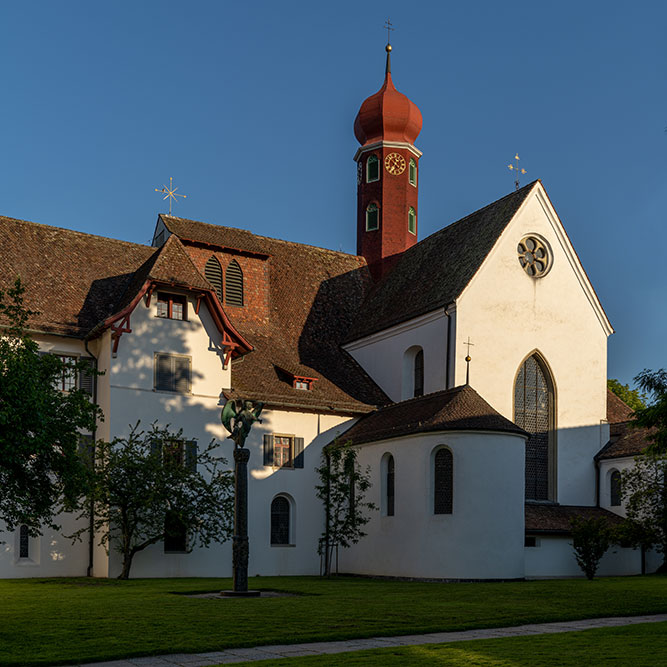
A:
155 177 187 215
384 18 394 46
507 154 527 191
463 337 474 385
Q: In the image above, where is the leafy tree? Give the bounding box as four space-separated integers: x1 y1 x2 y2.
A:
607 378 647 412
620 453 667 572
0 278 100 532
632 369 667 455
72 423 234 579
569 516 612 580
315 442 376 576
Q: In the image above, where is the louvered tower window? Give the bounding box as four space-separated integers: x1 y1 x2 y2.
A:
610 470 622 506
413 349 424 397
434 448 453 514
271 496 290 545
514 355 554 501
205 256 223 301
225 259 244 306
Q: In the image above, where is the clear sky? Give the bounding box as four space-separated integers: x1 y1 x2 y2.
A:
1 1 665 388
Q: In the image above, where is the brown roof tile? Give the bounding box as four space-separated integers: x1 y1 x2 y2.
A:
607 388 634 424
525 503 624 534
346 182 538 341
332 385 527 447
596 421 653 460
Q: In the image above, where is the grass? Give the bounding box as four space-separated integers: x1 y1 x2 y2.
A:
228 622 667 666
0 575 666 666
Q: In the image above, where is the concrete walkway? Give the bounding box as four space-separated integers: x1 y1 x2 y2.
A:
81 614 667 666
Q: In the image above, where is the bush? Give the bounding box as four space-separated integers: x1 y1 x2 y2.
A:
570 517 612 580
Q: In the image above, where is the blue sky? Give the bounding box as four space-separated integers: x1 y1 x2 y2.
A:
1 1 665 388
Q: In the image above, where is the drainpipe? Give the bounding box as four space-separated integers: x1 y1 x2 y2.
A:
445 305 454 389
84 339 98 578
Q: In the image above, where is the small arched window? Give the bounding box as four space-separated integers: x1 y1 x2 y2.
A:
409 158 417 186
367 154 379 183
271 496 290 545
386 455 395 516
19 525 29 559
225 259 244 306
434 448 453 514
366 203 379 231
414 349 424 397
204 256 223 301
610 470 622 506
408 207 417 235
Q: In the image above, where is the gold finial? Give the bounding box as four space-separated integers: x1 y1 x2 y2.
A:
386 44 392 52
155 177 187 215
507 153 527 191
463 337 475 385
384 18 394 46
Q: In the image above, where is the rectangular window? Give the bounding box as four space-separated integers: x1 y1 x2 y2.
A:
154 353 191 393
274 435 293 468
263 434 304 469
156 293 187 320
54 355 77 392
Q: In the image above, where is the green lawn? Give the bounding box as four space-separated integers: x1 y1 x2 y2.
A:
229 622 667 666
0 575 666 666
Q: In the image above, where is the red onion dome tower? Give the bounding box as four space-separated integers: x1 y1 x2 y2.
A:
354 43 423 280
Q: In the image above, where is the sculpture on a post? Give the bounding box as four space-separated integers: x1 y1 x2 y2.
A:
221 398 264 596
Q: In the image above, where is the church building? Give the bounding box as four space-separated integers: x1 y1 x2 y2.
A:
0 44 657 579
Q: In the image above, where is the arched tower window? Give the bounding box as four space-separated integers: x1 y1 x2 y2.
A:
514 354 555 501
386 454 395 516
414 349 424 397
366 154 379 183
434 448 453 514
270 496 290 545
408 207 416 235
610 470 622 507
366 203 379 231
204 256 223 301
409 158 417 186
225 259 244 306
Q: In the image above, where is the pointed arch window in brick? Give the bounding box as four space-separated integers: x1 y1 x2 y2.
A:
205 256 223 301
225 260 244 306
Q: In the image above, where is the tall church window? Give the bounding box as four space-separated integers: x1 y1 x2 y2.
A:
225 259 244 306
271 496 290 545
610 470 622 507
19 525 29 559
514 354 554 501
366 154 379 182
434 448 453 514
414 349 424 397
366 203 379 231
409 158 417 186
205 256 223 301
408 207 417 235
386 454 395 516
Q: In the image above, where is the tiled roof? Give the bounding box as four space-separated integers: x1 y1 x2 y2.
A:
331 385 527 447
0 215 155 337
525 503 624 534
346 181 538 341
607 388 634 424
162 215 390 414
596 421 653 461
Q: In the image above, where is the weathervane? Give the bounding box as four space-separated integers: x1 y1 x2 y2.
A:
155 177 187 215
384 18 394 45
463 336 474 385
507 154 526 191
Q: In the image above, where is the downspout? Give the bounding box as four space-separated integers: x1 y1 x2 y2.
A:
445 305 454 389
84 339 98 578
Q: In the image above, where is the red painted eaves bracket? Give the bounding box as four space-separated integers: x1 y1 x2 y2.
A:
110 314 132 354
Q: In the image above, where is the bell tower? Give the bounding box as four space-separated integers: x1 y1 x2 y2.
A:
354 43 423 280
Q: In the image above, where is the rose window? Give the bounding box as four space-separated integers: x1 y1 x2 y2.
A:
517 236 550 277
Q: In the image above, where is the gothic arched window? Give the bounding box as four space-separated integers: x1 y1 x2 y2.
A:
610 470 622 507
366 203 379 231
386 454 395 516
270 496 290 545
225 259 244 306
514 354 555 501
19 525 29 559
434 448 453 514
367 154 379 183
204 256 223 301
414 349 424 397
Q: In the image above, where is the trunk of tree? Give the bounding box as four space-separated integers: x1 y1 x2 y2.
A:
118 551 135 580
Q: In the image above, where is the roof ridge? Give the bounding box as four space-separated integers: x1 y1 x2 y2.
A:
0 214 152 250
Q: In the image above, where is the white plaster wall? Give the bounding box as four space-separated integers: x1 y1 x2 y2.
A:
524 535 642 578
344 311 449 403
338 431 526 580
455 186 610 505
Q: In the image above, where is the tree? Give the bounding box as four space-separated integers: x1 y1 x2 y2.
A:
72 423 234 579
632 369 667 455
315 442 376 576
607 378 647 412
620 453 667 572
569 516 612 580
0 278 101 532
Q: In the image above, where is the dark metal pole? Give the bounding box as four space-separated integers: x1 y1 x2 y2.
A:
232 447 250 592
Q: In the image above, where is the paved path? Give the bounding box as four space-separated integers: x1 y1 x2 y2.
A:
80 614 667 666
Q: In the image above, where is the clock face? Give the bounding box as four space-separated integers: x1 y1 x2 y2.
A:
384 152 406 175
